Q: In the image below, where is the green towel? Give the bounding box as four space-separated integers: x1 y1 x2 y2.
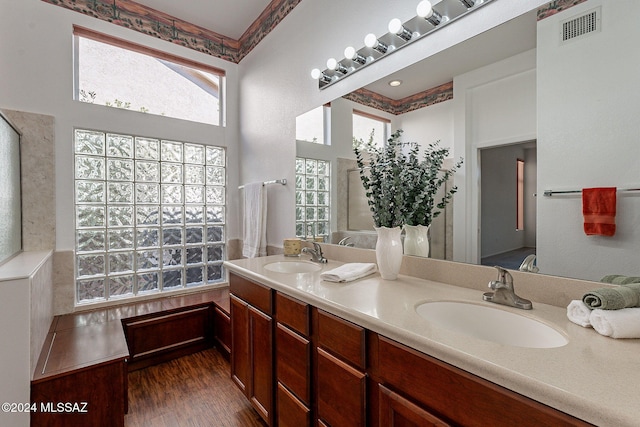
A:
600 275 640 285
583 283 640 310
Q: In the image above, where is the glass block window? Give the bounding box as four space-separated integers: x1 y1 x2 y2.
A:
74 129 226 304
295 157 330 240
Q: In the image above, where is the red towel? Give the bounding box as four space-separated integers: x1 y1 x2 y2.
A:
582 187 617 236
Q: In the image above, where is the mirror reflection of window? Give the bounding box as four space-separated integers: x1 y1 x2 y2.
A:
296 104 331 145
352 110 390 150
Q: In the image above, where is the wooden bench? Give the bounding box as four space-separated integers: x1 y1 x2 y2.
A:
31 288 230 427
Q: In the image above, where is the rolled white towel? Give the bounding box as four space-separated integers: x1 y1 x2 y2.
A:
590 308 640 339
320 263 377 283
567 300 592 328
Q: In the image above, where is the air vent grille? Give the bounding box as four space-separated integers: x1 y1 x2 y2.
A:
562 8 600 43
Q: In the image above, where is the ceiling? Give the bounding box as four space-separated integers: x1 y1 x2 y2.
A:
133 0 272 40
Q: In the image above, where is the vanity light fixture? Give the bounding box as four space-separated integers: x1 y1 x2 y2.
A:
388 18 414 41
327 58 349 74
311 68 332 84
311 0 493 89
417 0 446 26
344 46 367 65
364 33 389 54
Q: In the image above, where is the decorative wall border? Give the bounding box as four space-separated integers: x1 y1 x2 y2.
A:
41 0 302 63
343 82 453 116
537 0 588 20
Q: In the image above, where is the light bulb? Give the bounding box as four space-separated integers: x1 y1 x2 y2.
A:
416 0 434 18
310 68 322 80
326 58 338 70
417 0 445 26
364 33 378 48
344 46 367 65
344 46 357 59
388 18 403 35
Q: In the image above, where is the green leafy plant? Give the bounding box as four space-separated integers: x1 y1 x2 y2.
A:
354 129 462 228
401 140 462 226
354 130 406 228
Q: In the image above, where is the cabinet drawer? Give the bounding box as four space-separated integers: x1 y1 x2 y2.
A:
276 323 311 404
371 334 591 427
276 292 310 336
230 273 272 314
315 309 365 370
277 382 311 427
317 347 366 427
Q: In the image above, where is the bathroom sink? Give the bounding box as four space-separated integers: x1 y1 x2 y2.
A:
264 261 322 274
415 301 568 348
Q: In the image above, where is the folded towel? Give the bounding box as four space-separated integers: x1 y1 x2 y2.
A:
320 263 377 283
600 274 640 285
582 283 640 310
582 187 616 236
590 308 640 338
567 300 592 328
242 182 267 258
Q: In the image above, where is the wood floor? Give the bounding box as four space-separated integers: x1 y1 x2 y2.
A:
125 348 267 427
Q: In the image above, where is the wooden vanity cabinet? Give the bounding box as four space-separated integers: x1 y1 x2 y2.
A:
314 309 367 427
368 333 593 427
230 273 274 426
275 292 312 427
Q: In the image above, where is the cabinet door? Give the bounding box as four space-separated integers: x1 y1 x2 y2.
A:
379 384 452 427
231 295 250 395
249 305 273 425
316 347 366 427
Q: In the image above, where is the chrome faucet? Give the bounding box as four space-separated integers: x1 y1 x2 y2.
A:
338 236 355 247
302 242 328 263
518 254 539 273
483 266 532 310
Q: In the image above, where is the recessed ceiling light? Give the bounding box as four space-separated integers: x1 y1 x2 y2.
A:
389 80 402 87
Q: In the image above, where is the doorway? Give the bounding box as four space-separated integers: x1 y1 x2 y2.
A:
479 141 537 269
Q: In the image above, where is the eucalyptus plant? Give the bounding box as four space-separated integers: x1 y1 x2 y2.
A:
354 129 462 228
354 130 406 228
401 140 463 226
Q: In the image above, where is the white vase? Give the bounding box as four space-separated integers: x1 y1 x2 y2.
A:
403 224 431 257
375 226 403 280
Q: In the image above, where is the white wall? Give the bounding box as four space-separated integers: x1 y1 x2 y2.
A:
0 0 242 251
238 0 548 248
397 100 454 153
537 0 640 280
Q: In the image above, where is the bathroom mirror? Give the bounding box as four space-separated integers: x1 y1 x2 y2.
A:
295 1 640 282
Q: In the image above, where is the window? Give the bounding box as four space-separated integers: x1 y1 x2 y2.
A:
74 26 224 126
0 113 21 265
74 129 226 304
295 158 330 240
352 110 390 150
516 159 524 230
296 105 330 145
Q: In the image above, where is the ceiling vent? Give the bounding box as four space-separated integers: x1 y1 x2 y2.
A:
561 7 601 43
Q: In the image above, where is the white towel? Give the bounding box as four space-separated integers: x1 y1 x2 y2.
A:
320 263 377 283
590 308 640 339
242 182 267 258
566 300 592 328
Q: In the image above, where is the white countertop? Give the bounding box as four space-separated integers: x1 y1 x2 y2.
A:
224 255 640 427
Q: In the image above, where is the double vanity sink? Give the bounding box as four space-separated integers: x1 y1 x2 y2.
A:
225 255 640 426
